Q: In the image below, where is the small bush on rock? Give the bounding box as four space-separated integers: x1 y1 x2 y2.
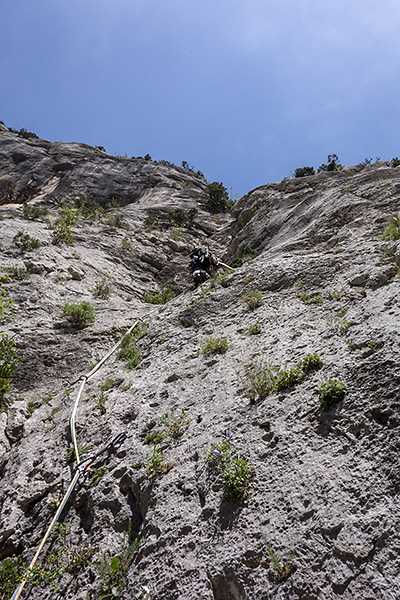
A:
245 322 261 335
319 378 347 408
105 212 130 230
201 335 230 356
262 534 295 581
228 246 258 268
381 215 400 241
117 334 141 370
13 231 42 252
8 524 96 594
7 265 30 280
207 436 254 501
93 391 108 414
74 196 104 221
241 290 263 310
0 269 14 321
146 444 172 476
143 283 180 304
95 529 139 600
59 301 96 328
245 352 323 403
204 181 231 213
0 555 22 597
22 202 49 220
93 277 112 299
51 207 77 245
317 154 343 173
88 466 107 488
294 166 315 178
296 291 323 305
145 409 190 444
0 334 23 411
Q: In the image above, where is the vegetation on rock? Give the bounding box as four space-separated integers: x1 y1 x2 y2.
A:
59 301 96 328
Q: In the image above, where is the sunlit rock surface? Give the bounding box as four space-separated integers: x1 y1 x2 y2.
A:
0 129 399 599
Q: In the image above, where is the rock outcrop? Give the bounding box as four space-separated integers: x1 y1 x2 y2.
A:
0 129 399 600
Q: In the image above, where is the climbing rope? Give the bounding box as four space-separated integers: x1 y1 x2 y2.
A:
9 292 187 600
10 267 232 599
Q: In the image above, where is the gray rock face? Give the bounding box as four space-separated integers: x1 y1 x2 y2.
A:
0 130 206 208
0 134 400 600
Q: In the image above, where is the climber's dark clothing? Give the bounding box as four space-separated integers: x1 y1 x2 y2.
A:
189 249 220 287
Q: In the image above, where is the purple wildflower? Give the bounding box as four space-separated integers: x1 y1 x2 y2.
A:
212 449 220 456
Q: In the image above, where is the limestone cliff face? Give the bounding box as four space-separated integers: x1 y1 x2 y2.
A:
0 129 400 600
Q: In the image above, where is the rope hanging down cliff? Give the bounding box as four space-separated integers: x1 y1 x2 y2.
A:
9 291 189 600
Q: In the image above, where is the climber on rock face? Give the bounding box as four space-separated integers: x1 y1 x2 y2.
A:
188 247 227 287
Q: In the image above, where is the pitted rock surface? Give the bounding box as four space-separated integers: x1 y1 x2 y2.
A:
0 129 400 599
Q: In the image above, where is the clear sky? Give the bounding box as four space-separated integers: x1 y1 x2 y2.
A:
1 0 400 198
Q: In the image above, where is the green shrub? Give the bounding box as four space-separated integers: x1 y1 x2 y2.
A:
317 154 343 173
117 334 141 370
296 291 323 305
51 222 75 245
381 215 400 241
319 378 347 408
223 457 254 500
262 534 295 581
121 237 133 251
99 377 116 391
144 430 167 445
13 231 42 252
294 166 315 178
73 196 104 221
51 207 77 245
245 322 261 335
241 290 263 310
18 524 95 592
245 352 323 402
391 157 400 167
0 556 23 598
146 444 172 476
143 283 180 304
8 126 39 140
201 335 230 356
7 265 30 280
27 400 37 414
274 367 305 391
0 335 23 411
22 202 49 220
228 246 258 268
105 212 130 230
65 444 93 465
144 208 197 231
145 409 190 445
93 278 112 299
88 466 107 488
204 181 231 213
93 391 108 414
358 157 374 167
299 352 323 373
0 269 14 321
207 437 254 500
41 406 61 423
59 301 96 328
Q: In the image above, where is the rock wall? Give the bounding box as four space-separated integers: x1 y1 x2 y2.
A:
0 131 400 599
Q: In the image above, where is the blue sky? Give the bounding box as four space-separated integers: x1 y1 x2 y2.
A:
1 0 400 198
